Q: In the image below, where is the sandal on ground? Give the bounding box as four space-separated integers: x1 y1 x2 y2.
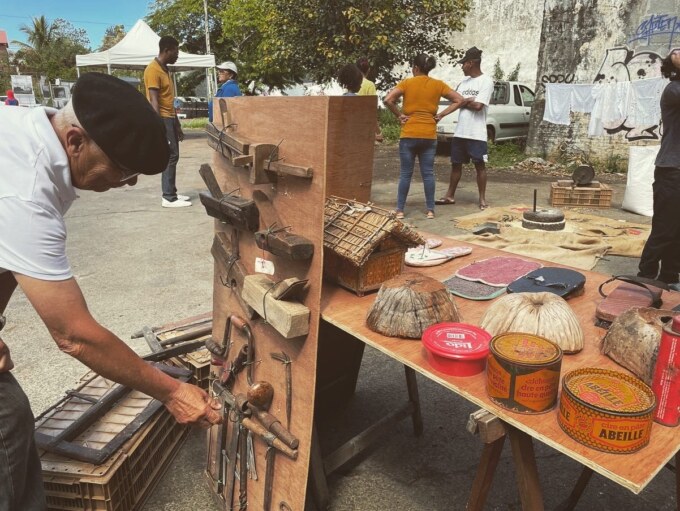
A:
479 203 489 210
435 197 455 205
394 210 405 220
426 211 435 219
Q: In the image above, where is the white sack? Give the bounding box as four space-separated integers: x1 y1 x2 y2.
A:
622 145 660 217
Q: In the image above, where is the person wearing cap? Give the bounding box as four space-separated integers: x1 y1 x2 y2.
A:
437 46 494 210
0 72 222 510
208 61 242 123
144 35 191 208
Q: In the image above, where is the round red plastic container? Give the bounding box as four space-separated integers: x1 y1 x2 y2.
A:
421 323 492 376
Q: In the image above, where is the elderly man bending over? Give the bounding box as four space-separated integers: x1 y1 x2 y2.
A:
0 73 221 511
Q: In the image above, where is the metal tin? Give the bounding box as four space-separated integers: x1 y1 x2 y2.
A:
486 333 562 414
558 368 656 454
651 316 680 426
421 323 491 376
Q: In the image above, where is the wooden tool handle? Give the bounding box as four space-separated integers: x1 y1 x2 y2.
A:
242 417 298 460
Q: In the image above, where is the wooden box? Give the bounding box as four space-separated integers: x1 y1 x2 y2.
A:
323 238 406 296
172 348 211 390
41 409 187 511
550 180 613 208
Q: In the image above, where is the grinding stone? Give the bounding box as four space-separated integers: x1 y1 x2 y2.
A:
522 218 566 231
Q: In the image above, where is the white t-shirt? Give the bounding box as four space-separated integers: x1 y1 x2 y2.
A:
0 107 77 280
454 74 494 141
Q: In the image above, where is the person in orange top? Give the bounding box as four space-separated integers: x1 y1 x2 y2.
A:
384 54 464 219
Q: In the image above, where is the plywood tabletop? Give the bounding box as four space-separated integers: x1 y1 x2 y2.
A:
321 237 680 494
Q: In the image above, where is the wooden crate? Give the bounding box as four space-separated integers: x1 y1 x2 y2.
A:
172 347 211 390
550 180 613 208
323 240 406 296
41 408 187 511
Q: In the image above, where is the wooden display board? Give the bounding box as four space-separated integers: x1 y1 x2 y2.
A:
321 238 680 496
205 96 376 510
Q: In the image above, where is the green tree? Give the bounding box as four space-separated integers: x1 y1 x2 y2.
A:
12 17 90 83
147 0 471 91
264 0 472 88
100 24 126 51
219 0 303 91
507 62 521 82
493 58 504 80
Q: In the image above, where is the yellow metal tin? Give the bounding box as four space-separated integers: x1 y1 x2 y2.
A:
558 368 656 454
486 333 563 414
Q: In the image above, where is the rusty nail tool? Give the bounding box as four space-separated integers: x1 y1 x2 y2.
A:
263 446 276 511
270 352 292 430
238 422 248 510
247 431 258 480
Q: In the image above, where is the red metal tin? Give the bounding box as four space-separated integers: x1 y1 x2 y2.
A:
651 315 680 426
421 323 492 376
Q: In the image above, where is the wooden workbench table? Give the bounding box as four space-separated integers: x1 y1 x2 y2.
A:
320 237 680 503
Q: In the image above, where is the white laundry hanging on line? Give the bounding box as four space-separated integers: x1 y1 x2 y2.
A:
570 84 596 113
588 81 632 136
543 83 572 125
628 77 667 126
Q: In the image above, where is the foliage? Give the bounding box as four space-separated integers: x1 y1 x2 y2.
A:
100 25 126 51
147 0 228 55
147 0 471 91
378 107 401 143
593 152 626 174
487 140 525 168
492 58 503 80
492 59 521 82
265 0 472 89
507 62 521 82
219 0 303 91
180 116 209 129
12 17 90 83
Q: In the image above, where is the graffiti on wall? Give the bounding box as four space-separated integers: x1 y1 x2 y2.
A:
541 73 575 83
629 13 680 50
590 46 665 141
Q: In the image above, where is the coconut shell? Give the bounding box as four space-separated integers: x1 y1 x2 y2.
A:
366 272 461 338
601 307 672 385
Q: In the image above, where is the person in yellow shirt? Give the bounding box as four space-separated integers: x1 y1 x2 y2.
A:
383 54 464 219
356 57 383 142
144 36 190 208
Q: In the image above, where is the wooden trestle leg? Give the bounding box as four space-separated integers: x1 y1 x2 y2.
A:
508 425 545 511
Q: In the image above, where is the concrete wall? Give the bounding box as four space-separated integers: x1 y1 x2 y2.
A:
429 0 544 89
527 0 680 165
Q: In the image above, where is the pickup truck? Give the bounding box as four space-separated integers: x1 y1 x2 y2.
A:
437 80 535 144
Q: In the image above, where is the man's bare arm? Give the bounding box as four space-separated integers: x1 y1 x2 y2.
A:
462 98 485 111
14 274 221 426
434 90 466 122
148 88 161 115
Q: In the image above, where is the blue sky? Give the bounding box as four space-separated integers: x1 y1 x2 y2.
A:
0 0 151 51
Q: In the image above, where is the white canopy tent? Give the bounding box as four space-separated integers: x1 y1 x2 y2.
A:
76 19 216 95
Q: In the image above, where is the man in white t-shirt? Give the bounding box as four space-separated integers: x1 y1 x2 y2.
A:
437 47 494 209
0 73 222 510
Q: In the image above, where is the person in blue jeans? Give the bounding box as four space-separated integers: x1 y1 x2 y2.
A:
383 54 464 219
208 61 242 123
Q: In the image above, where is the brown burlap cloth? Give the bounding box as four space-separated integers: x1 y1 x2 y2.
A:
449 205 650 270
